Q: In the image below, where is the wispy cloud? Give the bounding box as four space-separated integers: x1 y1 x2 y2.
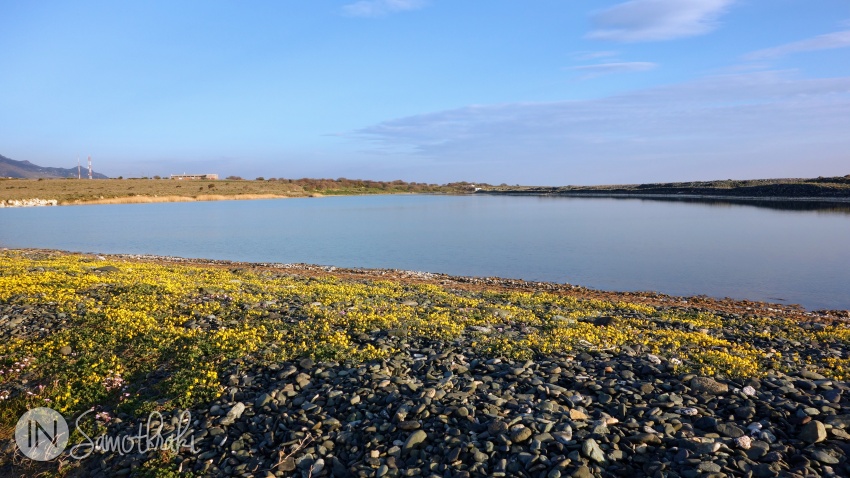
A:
744 30 850 60
349 71 850 183
571 61 657 78
342 0 427 18
571 50 619 61
588 0 736 42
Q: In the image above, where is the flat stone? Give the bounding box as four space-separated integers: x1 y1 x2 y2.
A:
277 457 296 472
799 420 827 444
825 415 850 429
717 423 745 438
800 370 826 380
398 421 420 430
626 433 661 445
691 440 720 455
510 426 532 443
572 466 593 478
690 377 728 394
553 429 573 444
811 450 839 465
569 409 588 421
403 430 428 453
220 402 245 425
697 462 722 473
299 358 315 369
254 393 272 408
581 438 606 463
488 420 508 435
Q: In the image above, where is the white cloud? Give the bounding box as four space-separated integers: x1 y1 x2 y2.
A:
572 50 619 60
744 30 850 60
349 71 850 183
343 0 427 17
571 61 657 78
588 0 736 42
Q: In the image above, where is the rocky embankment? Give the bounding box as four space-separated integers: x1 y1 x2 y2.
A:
78 343 850 478
0 198 58 207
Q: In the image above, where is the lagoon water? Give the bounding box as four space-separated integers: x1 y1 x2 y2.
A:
1 194 849 310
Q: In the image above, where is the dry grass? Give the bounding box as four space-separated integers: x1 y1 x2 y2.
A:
0 178 466 205
70 193 292 205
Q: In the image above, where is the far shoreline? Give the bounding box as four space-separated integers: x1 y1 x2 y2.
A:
3 191 850 208
475 191 850 204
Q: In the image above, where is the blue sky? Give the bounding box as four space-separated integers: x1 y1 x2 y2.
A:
1 0 849 184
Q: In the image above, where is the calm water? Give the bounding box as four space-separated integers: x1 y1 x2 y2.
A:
1 195 849 310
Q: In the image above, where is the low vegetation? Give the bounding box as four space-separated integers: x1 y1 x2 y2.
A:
0 178 480 205
479 175 850 199
2 251 848 441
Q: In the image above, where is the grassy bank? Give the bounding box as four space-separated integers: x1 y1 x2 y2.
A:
0 178 474 205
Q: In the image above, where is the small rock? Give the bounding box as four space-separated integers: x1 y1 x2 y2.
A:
811 449 839 465
626 433 661 445
735 436 752 450
220 402 245 425
800 369 826 380
488 420 508 435
572 466 593 478
511 426 532 443
569 409 588 421
311 458 325 475
691 440 721 455
403 430 427 453
398 421 420 430
690 377 728 394
553 428 573 444
697 462 722 473
799 420 827 444
717 423 745 438
581 438 606 463
254 393 272 408
277 457 296 472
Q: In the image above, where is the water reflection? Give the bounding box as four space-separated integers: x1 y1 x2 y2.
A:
536 195 850 215
633 197 850 215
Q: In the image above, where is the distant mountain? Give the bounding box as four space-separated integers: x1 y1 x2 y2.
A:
0 154 108 179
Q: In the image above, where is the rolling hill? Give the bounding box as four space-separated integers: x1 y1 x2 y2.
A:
0 154 108 179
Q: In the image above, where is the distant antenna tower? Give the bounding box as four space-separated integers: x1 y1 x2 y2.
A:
77 157 81 179
88 156 92 180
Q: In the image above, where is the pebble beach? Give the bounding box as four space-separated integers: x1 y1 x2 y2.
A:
1 249 848 477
